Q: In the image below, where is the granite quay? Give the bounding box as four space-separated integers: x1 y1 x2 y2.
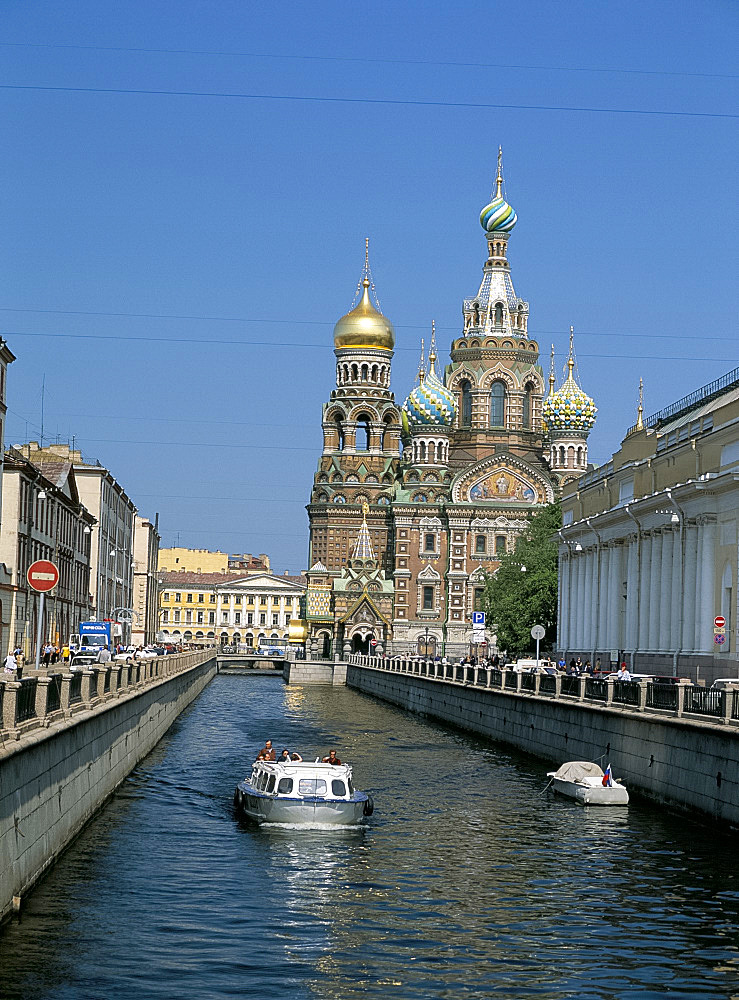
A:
0 649 216 924
347 655 739 825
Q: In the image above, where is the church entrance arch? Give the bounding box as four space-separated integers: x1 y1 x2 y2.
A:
351 634 372 655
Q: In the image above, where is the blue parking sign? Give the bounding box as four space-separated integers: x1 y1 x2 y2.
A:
472 611 485 626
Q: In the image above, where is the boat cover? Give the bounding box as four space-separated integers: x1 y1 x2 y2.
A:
552 761 604 782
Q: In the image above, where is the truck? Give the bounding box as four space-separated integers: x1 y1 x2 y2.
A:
70 620 122 655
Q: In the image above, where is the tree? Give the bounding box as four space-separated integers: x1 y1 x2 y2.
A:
482 502 561 655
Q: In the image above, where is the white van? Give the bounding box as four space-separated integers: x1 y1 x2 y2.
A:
711 677 739 691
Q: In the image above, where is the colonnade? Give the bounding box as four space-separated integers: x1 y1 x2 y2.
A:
559 517 716 657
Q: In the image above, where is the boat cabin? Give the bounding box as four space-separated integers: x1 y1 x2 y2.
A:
248 761 355 800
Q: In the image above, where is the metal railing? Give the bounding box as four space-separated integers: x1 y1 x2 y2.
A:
585 678 608 701
647 684 678 711
69 672 83 703
625 365 739 434
613 681 640 706
16 678 37 722
47 674 63 713
561 676 580 697
539 674 556 696
683 687 722 717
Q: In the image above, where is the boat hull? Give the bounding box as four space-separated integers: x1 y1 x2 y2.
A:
235 782 370 826
550 776 629 806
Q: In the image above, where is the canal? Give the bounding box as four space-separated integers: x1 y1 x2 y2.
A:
1 675 737 999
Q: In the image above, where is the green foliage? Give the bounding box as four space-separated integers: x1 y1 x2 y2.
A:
481 502 561 654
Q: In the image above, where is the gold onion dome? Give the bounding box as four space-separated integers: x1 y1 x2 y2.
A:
333 277 395 351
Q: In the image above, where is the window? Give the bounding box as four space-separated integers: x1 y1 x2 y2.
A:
522 383 534 428
235 613 241 624
185 593 191 603
490 381 505 426
198 594 204 603
277 778 293 794
162 610 169 623
495 535 506 555
266 775 276 793
422 586 434 611
424 533 436 552
163 592 170 601
475 534 486 554
247 613 253 625
235 596 241 605
208 612 215 624
174 610 181 623
260 597 267 605
299 779 327 796
185 610 192 623
259 613 266 625
461 380 472 425
356 413 371 451
331 779 347 796
474 588 485 611
221 613 228 624
209 594 216 604
175 593 181 602
334 413 345 450
272 614 279 626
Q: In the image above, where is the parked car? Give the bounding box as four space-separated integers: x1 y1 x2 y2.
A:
711 677 739 691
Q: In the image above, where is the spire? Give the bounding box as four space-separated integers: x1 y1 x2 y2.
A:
495 145 503 199
567 325 575 379
418 338 426 383
636 377 644 431
351 237 382 313
351 502 375 561
548 344 556 396
428 320 438 377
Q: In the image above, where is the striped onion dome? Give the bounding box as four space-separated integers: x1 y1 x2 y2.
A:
480 194 517 234
542 372 597 432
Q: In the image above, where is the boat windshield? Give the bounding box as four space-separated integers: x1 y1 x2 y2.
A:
331 779 346 796
299 778 327 796
277 777 293 794
266 774 276 793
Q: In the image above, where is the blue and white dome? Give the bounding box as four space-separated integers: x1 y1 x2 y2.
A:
403 365 456 428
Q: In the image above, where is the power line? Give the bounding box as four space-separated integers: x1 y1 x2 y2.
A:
0 328 735 360
0 82 735 119
1 40 735 81
0 307 732 344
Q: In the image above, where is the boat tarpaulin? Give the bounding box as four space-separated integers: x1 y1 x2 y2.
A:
552 761 604 782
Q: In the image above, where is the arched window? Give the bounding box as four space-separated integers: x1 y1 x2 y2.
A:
357 413 371 451
490 381 505 427
419 441 426 461
522 382 534 428
381 414 394 451
494 302 504 325
334 413 345 451
460 380 472 426
351 364 358 380
371 364 378 382
361 364 369 381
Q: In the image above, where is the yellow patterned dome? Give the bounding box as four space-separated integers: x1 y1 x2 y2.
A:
333 278 395 352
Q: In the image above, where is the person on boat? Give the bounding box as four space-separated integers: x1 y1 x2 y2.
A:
279 749 303 762
322 750 342 765
258 740 276 761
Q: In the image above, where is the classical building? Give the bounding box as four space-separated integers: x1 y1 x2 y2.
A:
0 338 15 649
305 154 596 657
0 446 94 655
158 571 305 648
158 547 270 575
557 367 739 684
132 514 161 646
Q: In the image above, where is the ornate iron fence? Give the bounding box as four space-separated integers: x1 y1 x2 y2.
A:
684 687 722 717
613 681 640 706
646 684 678 711
16 678 38 722
585 678 608 701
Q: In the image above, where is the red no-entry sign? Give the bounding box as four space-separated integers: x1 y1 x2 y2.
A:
714 615 726 629
27 559 60 593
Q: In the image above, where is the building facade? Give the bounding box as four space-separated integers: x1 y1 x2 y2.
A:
158 547 270 575
132 514 161 646
158 571 306 647
0 447 94 655
306 155 596 657
0 339 16 648
557 367 739 684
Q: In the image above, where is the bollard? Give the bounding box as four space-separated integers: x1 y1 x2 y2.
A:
637 680 648 712
605 678 615 707
554 674 562 700
533 672 541 696
34 675 53 724
2 680 20 732
515 671 523 694
578 675 587 702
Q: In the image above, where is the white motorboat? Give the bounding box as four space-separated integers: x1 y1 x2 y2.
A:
547 761 629 806
234 759 374 827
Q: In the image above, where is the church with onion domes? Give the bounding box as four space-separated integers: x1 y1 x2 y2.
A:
303 151 596 660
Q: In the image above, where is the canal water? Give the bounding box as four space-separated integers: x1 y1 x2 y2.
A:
1 675 738 1000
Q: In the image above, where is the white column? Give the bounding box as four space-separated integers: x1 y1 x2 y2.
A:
582 548 594 650
639 533 653 653
625 537 638 650
573 551 583 649
682 522 698 652
559 552 570 650
648 532 663 650
670 528 683 652
607 544 621 651
698 518 716 654
597 547 609 651
658 530 673 651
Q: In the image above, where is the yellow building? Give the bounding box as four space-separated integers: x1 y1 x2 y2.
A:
158 571 305 648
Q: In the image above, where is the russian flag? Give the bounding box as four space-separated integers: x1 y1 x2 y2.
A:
602 764 613 787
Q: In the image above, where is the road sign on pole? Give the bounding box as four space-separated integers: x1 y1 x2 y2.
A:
27 560 59 671
472 611 485 626
715 634 726 645
714 616 726 629
530 624 546 670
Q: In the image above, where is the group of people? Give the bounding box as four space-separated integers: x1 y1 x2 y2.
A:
254 740 342 765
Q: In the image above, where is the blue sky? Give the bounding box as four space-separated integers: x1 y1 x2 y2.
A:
1 1 736 572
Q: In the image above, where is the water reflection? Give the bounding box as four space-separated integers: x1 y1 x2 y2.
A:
0 677 737 1000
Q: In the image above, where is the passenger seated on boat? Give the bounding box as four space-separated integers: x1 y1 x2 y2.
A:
279 749 304 762
322 750 342 765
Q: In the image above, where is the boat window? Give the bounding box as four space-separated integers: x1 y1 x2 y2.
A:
266 774 276 793
277 777 293 794
347 777 354 795
299 778 327 796
331 779 347 796
258 773 267 791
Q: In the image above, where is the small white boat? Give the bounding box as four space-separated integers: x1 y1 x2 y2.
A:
234 759 374 827
547 761 629 806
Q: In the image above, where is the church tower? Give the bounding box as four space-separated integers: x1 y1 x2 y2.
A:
307 243 402 574
542 327 597 486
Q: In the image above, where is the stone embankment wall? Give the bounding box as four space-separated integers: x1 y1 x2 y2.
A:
284 659 347 685
347 659 739 826
0 650 216 924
